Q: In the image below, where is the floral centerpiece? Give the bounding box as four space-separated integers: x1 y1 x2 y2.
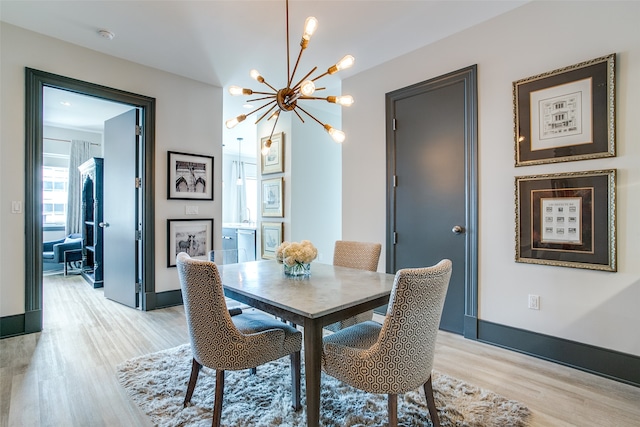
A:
276 240 318 277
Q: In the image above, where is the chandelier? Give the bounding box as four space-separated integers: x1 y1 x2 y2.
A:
225 0 355 153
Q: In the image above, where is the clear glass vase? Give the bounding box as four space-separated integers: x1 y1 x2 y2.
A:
284 262 311 277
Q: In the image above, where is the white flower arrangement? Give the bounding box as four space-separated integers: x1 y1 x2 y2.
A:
276 240 318 267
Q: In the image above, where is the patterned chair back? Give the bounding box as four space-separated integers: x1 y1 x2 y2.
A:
333 240 381 271
376 259 452 393
176 252 246 369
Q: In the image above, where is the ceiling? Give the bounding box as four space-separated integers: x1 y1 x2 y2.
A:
2 0 528 156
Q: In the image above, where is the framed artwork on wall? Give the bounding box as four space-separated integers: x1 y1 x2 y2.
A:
167 218 213 267
261 177 284 217
261 132 284 175
167 151 214 200
513 53 616 166
515 169 616 272
261 222 283 259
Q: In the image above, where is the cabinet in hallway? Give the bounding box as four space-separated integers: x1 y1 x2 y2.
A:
79 157 104 288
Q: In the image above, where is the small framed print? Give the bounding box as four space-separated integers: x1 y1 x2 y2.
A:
261 177 283 217
515 170 616 272
261 222 283 259
167 218 213 267
261 132 284 175
168 151 214 200
514 54 615 166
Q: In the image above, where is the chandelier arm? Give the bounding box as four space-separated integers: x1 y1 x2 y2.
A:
268 113 281 141
247 95 277 103
254 103 279 124
244 100 277 120
292 108 305 123
288 46 306 88
296 105 324 127
249 91 276 96
311 71 330 82
259 78 279 93
291 66 318 91
299 96 331 101
286 0 290 84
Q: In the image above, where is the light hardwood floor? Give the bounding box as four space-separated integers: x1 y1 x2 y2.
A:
1 274 639 426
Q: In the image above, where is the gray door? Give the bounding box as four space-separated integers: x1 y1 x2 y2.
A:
386 66 478 336
103 109 140 307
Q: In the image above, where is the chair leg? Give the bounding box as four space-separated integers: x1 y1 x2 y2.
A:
423 376 440 427
388 393 398 427
184 358 202 407
290 350 301 411
212 370 225 427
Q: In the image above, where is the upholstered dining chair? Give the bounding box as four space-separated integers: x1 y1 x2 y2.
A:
324 240 382 332
176 252 302 426
321 259 452 427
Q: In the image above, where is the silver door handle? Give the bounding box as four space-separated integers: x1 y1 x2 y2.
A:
99 222 110 228
452 225 465 234
222 236 233 240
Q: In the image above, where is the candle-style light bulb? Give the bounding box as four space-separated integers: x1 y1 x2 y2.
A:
327 95 354 106
324 124 346 143
301 17 318 48
250 69 264 83
229 86 252 96
261 139 272 156
225 114 246 129
300 80 316 96
328 55 355 75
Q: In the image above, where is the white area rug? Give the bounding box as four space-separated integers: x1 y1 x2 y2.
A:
117 344 530 427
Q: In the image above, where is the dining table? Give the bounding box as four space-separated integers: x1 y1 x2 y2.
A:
218 259 395 427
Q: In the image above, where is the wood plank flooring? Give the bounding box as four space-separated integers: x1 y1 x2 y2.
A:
1 274 639 426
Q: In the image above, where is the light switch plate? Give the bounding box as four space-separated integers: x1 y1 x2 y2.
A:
11 201 22 214
185 205 198 215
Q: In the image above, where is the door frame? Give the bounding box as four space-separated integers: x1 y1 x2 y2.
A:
385 65 479 339
24 68 157 333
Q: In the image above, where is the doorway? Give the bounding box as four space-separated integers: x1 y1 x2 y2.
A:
385 66 478 338
24 68 157 333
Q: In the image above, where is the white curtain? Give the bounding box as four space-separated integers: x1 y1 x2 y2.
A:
66 140 92 235
230 160 247 223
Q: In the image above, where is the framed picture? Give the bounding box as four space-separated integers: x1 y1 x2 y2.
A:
167 218 213 267
168 151 214 200
261 222 283 259
261 132 284 175
513 53 615 166
515 170 616 272
261 177 284 217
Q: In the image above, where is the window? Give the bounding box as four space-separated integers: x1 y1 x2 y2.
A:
42 166 68 225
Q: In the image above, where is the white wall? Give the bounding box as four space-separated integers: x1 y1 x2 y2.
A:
0 22 223 312
257 104 342 265
342 1 640 356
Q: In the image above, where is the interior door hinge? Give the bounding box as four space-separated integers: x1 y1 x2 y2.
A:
135 281 142 293
393 175 398 187
393 232 398 245
135 177 142 188
135 125 142 136
392 118 397 131
135 230 142 240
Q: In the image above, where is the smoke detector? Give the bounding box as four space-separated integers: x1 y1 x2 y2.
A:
97 29 115 40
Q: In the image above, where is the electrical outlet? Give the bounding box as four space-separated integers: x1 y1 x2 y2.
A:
528 294 540 310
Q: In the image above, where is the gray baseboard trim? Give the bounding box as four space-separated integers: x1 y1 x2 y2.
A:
0 310 43 339
155 289 183 309
477 319 640 388
0 314 25 338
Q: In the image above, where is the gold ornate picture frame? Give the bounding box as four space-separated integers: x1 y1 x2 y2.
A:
515 169 616 271
514 54 616 166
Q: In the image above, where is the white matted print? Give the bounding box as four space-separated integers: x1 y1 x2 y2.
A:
168 151 214 200
167 218 213 267
261 177 283 217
